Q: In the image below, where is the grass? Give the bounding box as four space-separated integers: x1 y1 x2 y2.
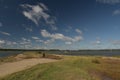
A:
0 55 120 80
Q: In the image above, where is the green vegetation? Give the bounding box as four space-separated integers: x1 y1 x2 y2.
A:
0 56 120 80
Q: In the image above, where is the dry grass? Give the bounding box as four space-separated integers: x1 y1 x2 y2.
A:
95 57 120 80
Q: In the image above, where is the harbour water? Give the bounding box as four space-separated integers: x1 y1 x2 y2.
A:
0 51 23 57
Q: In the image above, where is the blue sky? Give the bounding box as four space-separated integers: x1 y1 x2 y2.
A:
0 0 120 49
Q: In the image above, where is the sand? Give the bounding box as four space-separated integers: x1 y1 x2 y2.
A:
0 58 58 77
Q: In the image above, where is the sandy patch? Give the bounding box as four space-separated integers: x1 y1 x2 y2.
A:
0 58 58 77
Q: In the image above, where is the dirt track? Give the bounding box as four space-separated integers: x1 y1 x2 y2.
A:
0 58 57 77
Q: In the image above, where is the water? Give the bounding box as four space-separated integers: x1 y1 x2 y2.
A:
0 51 23 57
46 50 120 56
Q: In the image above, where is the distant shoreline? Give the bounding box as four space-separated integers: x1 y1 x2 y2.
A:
0 50 120 58
1 48 120 51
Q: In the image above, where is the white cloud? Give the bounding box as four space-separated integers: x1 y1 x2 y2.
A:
96 0 120 4
36 39 43 42
113 10 120 15
92 38 101 45
44 39 55 44
111 40 120 45
32 36 43 42
96 40 101 44
20 37 31 45
65 42 72 45
41 30 51 37
0 22 2 27
75 29 82 34
24 45 31 48
22 37 27 41
32 36 40 40
25 27 33 32
41 29 83 43
20 42 30 45
39 3 48 11
21 3 57 30
5 41 18 46
0 40 18 48
73 36 83 42
0 31 11 36
12 42 17 45
0 40 5 44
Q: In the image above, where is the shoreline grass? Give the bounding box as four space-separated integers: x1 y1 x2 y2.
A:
0 55 119 80
0 51 120 80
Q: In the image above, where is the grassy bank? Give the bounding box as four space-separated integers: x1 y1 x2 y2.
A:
0 51 62 64
0 55 120 80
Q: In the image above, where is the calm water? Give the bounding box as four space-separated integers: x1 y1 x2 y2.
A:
46 50 120 56
0 50 120 57
0 51 23 57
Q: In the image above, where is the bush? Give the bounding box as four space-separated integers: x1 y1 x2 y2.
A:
92 59 100 64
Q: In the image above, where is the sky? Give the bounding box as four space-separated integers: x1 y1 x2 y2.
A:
0 0 120 50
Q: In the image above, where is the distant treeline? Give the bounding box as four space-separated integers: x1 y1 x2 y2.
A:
0 48 120 52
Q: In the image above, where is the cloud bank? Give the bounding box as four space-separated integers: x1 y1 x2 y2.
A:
41 29 83 44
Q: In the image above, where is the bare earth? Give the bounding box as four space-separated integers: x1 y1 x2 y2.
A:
0 58 58 77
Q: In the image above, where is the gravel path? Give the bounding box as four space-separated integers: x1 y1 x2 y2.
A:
0 58 58 77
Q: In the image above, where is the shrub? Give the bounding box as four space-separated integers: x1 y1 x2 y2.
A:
92 59 100 64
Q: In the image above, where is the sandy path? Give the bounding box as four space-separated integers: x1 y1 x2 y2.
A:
0 58 58 77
